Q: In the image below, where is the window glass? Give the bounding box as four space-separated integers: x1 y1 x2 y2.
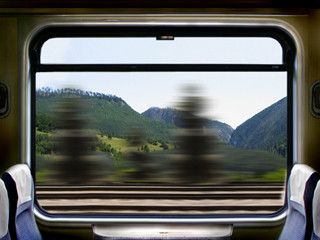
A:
35 71 287 215
41 37 283 64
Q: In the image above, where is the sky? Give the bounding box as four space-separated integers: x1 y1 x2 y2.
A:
36 37 287 129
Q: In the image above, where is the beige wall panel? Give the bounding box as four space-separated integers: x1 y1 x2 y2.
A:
305 11 320 171
0 17 18 172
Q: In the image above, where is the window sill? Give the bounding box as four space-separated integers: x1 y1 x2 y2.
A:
92 223 233 240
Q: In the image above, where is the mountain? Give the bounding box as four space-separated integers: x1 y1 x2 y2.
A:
142 107 233 143
229 97 287 153
36 88 173 142
203 119 234 143
142 107 180 126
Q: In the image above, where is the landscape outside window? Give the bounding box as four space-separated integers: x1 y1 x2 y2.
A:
33 35 290 215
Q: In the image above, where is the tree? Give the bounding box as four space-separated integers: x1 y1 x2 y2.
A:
36 113 55 132
126 127 151 181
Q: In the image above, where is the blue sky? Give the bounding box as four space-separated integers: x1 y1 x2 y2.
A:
37 37 286 129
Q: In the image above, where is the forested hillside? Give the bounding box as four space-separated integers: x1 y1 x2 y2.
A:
36 88 173 142
229 97 287 156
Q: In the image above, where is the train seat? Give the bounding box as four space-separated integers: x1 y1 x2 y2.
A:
279 164 320 240
312 180 320 240
0 179 10 240
1 164 41 240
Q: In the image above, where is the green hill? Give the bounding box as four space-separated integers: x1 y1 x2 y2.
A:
229 97 287 156
36 88 173 142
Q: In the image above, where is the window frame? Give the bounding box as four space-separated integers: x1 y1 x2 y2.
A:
28 24 296 224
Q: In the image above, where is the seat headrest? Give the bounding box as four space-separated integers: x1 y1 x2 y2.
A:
6 164 33 206
313 181 320 237
289 164 316 207
0 179 9 238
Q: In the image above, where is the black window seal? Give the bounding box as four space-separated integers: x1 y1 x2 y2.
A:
29 25 295 220
36 64 287 72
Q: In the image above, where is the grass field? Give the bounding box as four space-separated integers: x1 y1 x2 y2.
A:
97 135 174 153
35 130 286 184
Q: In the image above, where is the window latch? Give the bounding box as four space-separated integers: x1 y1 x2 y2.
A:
0 82 9 118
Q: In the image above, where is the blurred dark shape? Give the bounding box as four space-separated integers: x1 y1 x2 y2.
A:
174 85 221 184
52 93 105 185
127 127 145 147
126 127 151 182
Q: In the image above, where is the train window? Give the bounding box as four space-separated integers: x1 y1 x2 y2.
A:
30 27 295 218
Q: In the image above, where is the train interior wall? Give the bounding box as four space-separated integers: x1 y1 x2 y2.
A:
0 8 320 239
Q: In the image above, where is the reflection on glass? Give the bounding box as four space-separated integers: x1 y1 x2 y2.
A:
172 85 222 184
